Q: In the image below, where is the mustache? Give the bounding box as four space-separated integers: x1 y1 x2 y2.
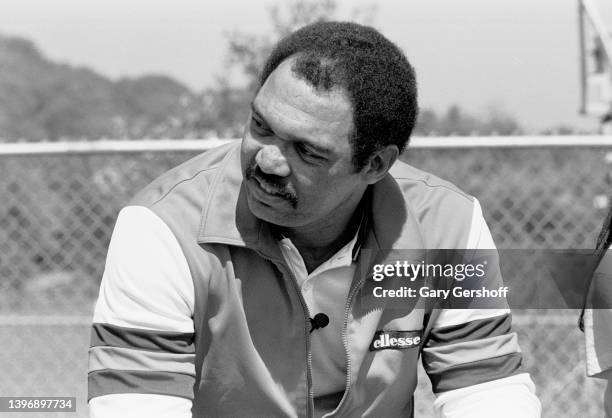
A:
246 164 298 207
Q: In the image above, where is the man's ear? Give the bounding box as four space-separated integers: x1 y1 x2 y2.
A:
361 145 399 184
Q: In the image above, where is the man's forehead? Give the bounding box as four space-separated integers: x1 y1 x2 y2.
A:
255 58 353 126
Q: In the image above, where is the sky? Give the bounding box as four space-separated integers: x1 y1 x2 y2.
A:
0 0 605 131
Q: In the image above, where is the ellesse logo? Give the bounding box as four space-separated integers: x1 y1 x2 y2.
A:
369 330 422 351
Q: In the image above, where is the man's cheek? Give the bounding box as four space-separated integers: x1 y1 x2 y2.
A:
291 167 320 187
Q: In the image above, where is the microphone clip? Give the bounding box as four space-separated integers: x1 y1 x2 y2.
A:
309 313 329 333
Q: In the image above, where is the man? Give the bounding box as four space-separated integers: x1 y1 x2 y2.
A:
89 22 541 417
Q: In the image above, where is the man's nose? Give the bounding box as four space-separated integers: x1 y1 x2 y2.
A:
255 145 290 177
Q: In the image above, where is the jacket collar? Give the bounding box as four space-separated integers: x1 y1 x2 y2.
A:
197 142 426 257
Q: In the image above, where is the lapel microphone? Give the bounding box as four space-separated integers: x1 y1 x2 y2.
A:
310 313 329 333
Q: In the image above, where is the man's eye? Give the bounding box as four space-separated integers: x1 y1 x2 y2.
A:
295 143 323 161
251 117 272 136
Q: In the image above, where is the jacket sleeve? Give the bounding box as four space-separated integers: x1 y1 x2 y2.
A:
88 206 195 418
423 199 541 417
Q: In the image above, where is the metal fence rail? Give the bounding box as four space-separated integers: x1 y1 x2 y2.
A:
1 137 610 417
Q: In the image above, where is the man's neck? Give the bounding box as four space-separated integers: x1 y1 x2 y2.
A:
279 193 367 274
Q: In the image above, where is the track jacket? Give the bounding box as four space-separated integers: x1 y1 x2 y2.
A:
89 141 540 417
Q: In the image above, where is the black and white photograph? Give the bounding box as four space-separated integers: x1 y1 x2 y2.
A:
1 0 611 417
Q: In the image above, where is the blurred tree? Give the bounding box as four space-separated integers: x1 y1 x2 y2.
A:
0 34 193 141
223 0 340 93
158 83 251 139
223 0 377 90
413 104 523 136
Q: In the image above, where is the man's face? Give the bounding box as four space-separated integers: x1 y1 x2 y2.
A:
240 58 368 229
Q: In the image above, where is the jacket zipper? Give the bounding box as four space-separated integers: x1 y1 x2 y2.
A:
290 270 314 418
258 251 314 418
325 273 368 417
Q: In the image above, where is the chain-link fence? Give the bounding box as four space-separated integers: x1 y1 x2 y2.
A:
0 138 609 417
